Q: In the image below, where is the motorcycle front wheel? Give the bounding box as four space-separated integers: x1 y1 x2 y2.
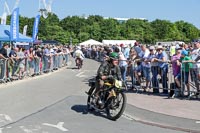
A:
106 91 127 121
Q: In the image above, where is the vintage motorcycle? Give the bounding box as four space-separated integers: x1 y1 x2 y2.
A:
86 78 127 121
76 58 82 69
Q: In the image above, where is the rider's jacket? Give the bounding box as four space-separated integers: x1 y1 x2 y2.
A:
73 49 85 60
96 61 121 81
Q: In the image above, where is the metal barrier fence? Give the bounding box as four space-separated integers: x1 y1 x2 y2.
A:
0 53 70 84
129 60 200 99
0 59 7 83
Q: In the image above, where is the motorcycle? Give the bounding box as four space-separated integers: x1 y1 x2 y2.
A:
76 58 82 69
86 78 127 121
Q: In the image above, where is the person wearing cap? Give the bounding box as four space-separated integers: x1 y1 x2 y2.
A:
146 46 159 93
175 50 193 97
152 45 168 95
122 44 130 59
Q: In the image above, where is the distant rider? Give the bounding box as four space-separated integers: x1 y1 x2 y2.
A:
73 46 85 66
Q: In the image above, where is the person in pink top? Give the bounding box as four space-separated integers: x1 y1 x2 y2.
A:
171 48 181 77
171 48 182 97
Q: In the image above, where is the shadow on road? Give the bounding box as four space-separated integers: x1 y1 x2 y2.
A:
82 76 96 85
71 105 108 120
71 105 88 114
66 67 78 69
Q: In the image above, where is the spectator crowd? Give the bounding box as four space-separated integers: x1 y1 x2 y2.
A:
80 41 200 98
1 41 200 99
0 44 71 81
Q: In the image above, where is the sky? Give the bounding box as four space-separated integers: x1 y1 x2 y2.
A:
0 0 199 29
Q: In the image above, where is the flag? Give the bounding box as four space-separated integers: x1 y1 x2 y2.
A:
32 15 40 41
10 8 19 41
23 25 28 35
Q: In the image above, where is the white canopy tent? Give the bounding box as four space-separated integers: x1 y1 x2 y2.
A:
79 39 103 46
102 40 136 47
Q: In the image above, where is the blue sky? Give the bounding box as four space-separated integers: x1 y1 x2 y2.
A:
1 0 200 29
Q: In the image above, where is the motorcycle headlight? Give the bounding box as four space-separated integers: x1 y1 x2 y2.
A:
115 80 122 88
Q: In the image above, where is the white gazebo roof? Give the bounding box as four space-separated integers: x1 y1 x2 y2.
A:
79 39 103 46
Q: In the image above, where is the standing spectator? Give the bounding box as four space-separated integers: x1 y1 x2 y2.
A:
63 46 70 66
172 48 182 96
170 43 176 58
53 46 59 70
0 43 9 59
57 46 63 68
190 42 200 95
9 47 19 77
153 46 168 95
35 47 43 75
122 44 130 59
115 47 128 85
148 46 159 93
17 48 25 79
141 45 150 92
43 45 50 73
0 43 9 79
28 46 35 76
176 50 193 96
134 42 142 54
129 49 141 88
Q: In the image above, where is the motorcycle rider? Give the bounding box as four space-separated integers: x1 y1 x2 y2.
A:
73 46 85 66
94 52 122 104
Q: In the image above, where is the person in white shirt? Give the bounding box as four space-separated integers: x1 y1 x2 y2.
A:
190 42 200 95
141 45 150 92
114 47 127 84
73 46 85 66
63 46 70 65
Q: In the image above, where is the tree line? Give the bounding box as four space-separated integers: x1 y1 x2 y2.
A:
3 13 200 45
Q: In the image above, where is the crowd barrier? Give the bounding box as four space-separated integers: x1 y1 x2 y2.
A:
0 53 70 84
129 60 200 99
83 49 200 99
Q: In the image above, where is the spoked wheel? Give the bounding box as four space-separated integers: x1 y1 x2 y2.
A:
106 91 127 121
87 87 96 112
78 64 81 69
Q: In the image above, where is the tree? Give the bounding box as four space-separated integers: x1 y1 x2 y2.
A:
100 18 120 40
175 21 199 42
5 13 199 44
87 22 101 41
